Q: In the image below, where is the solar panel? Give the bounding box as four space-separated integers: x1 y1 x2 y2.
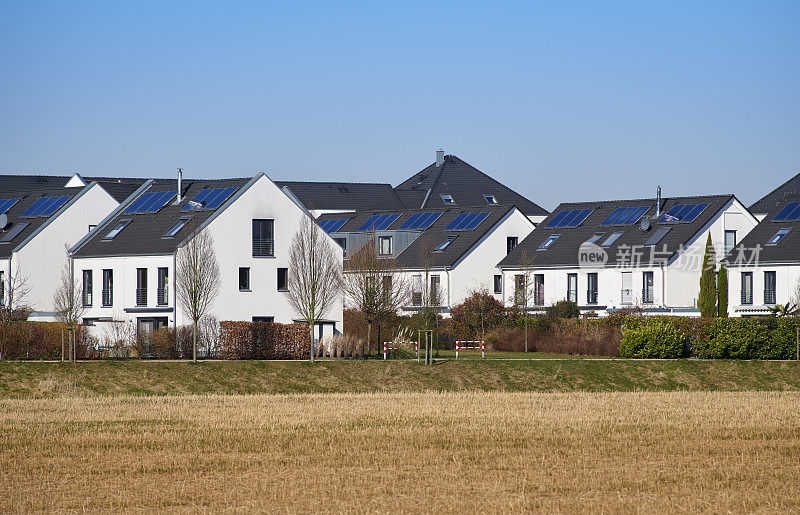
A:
398 212 443 230
0 222 29 243
124 191 177 214
0 199 20 214
773 202 800 222
20 195 72 217
181 187 238 211
357 213 400 231
445 212 490 231
546 209 593 228
645 227 671 246
601 206 649 226
659 203 709 223
319 219 348 233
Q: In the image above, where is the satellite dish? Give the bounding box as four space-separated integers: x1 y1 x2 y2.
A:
0 214 8 230
640 217 651 231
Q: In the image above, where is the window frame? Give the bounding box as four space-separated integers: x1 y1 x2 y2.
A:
252 219 275 257
277 267 288 291
567 273 578 303
239 267 251 291
82 270 93 307
493 274 502 295
378 235 393 256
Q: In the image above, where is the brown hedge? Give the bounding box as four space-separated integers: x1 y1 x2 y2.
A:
219 321 311 359
0 322 90 360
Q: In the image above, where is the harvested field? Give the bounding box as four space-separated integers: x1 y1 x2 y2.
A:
3 391 800 512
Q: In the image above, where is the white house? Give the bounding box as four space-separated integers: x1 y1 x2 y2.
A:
0 182 120 321
727 173 800 316
317 205 535 314
497 193 759 316
70 173 343 343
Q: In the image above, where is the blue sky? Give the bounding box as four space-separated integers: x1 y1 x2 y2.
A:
1 1 798 210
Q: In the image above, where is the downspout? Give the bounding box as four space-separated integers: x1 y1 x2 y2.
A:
446 267 451 310
661 262 666 310
172 251 177 329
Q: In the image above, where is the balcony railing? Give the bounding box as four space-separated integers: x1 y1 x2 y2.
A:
102 288 113 307
642 289 654 304
764 289 777 305
157 287 169 306
533 291 544 306
82 292 92 307
253 239 274 257
741 289 753 305
586 290 598 305
136 288 147 306
412 292 422 306
621 288 633 305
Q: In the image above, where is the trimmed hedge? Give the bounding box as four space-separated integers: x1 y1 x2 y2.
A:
219 321 311 359
0 322 89 360
619 321 688 358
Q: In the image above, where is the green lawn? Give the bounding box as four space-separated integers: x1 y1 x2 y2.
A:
2 357 800 398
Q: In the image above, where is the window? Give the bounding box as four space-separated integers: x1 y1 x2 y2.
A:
533 275 545 305
514 275 525 307
88 224 96 233
253 316 274 323
277 268 288 291
0 272 5 307
157 268 168 306
412 275 423 306
430 275 441 306
507 236 518 254
601 232 623 247
567 273 577 303
379 236 393 255
539 234 560 250
252 219 274 257
645 227 671 246
103 219 131 240
164 217 190 238
621 271 633 305
724 230 737 255
493 275 502 294
642 271 654 304
136 268 147 306
484 194 498 204
767 228 791 245
0 222 29 243
334 238 347 255
102 269 113 307
440 193 454 204
82 270 92 307
741 272 753 305
587 273 598 305
764 271 776 305
239 267 250 291
435 235 456 251
586 233 604 244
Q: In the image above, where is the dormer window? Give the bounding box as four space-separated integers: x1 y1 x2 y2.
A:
440 193 454 204
483 194 498 204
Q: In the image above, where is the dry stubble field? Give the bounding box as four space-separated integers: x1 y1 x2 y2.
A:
3 391 800 512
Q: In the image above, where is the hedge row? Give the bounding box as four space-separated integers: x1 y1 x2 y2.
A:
219 321 311 359
620 317 800 359
0 322 90 360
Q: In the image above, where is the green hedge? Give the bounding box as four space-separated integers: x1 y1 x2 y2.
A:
621 317 800 359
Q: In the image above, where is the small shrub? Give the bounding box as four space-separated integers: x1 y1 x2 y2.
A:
485 327 527 352
546 300 580 319
620 321 688 358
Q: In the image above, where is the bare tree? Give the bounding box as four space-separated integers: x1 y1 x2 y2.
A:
176 228 221 362
287 215 342 362
53 248 85 362
0 263 31 324
342 232 409 358
417 236 443 356
509 251 536 353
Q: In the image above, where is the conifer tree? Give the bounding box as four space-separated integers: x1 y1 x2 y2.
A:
698 233 717 317
717 260 728 318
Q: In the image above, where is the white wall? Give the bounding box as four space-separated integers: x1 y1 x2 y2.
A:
728 264 800 316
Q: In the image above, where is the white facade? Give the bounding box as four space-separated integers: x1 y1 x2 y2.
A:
1 183 119 321
727 264 800 317
500 198 758 315
73 175 343 341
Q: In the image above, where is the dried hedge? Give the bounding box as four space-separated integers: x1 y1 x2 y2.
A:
0 322 90 360
219 321 311 359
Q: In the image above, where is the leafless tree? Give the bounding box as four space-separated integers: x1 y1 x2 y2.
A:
53 248 85 362
287 215 342 362
176 228 221 362
509 250 536 352
0 263 31 324
342 233 409 358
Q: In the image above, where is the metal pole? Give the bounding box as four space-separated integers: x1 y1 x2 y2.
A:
61 329 64 362
455 342 459 360
796 327 798 361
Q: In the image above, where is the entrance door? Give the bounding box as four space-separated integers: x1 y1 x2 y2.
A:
621 272 633 305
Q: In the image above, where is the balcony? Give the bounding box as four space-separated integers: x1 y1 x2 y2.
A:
586 290 598 305
136 288 147 307
253 239 274 257
102 288 113 307
157 287 169 306
764 289 777 305
642 289 654 304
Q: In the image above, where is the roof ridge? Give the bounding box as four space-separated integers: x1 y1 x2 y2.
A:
277 180 394 186
552 194 735 207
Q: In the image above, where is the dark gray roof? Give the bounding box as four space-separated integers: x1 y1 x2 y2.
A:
749 172 800 214
0 173 175 202
274 181 405 211
394 155 549 216
730 193 800 265
318 206 523 268
0 186 86 258
73 178 252 257
498 195 736 268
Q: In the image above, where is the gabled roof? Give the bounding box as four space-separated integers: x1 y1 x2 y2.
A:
730 191 800 265
498 195 736 268
317 205 527 268
393 155 549 216
72 177 253 258
749 172 800 215
0 186 87 258
274 181 405 211
0 173 174 202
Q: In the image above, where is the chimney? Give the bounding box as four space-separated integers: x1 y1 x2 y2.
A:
435 149 444 167
656 185 662 217
177 168 183 202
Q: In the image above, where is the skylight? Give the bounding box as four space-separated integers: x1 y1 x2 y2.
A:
103 220 131 240
545 209 594 228
658 203 710 223
0 222 29 243
585 233 604 244
181 187 238 211
538 234 560 250
319 219 348 233
0 198 20 214
601 206 649 226
445 212 490 231
767 228 791 245
435 235 457 251
164 218 190 238
645 227 671 246
20 195 72 217
483 194 498 204
773 202 800 222
398 212 443 230
357 213 400 231
601 231 623 247
124 191 177 214
440 193 454 204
